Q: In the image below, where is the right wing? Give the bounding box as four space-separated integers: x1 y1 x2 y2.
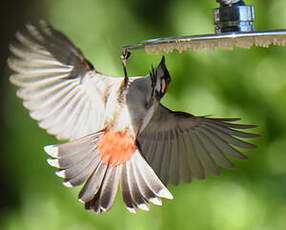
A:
8 21 122 141
138 104 259 185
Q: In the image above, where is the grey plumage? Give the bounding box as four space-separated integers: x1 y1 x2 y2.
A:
138 105 259 185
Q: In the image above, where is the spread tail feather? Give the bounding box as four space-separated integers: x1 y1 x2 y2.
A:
44 131 173 214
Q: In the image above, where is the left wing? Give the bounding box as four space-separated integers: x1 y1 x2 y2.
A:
8 21 122 141
138 104 259 185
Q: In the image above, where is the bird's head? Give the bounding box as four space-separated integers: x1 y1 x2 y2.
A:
150 56 171 100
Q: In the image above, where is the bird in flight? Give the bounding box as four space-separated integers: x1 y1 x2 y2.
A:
8 21 258 214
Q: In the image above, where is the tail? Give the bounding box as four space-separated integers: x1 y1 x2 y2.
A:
44 131 173 214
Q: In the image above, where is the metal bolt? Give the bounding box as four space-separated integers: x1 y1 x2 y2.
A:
214 0 254 33
216 0 241 6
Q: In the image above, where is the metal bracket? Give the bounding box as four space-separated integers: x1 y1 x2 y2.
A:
213 0 254 33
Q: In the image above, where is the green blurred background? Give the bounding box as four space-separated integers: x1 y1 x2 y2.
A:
1 0 286 229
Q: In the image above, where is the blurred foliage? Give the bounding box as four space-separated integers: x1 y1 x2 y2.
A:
1 0 286 229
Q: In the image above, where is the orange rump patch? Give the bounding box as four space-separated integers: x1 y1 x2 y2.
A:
98 130 136 166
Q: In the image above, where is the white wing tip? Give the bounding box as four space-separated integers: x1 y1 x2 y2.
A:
149 197 162 206
9 74 19 86
126 207 137 214
78 198 84 203
47 158 60 168
56 170 66 178
158 188 173 200
63 181 73 188
44 145 58 157
78 198 85 203
138 203 150 211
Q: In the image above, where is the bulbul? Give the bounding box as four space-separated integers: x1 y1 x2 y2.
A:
8 21 258 214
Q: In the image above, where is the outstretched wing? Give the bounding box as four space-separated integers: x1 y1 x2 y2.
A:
8 21 122 141
138 104 259 185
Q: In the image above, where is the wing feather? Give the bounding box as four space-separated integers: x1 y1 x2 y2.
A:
138 104 258 185
158 131 171 185
191 132 220 176
9 21 122 140
183 133 205 180
177 134 192 183
196 130 234 169
169 130 180 185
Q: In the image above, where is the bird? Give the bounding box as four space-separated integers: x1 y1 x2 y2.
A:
8 21 259 214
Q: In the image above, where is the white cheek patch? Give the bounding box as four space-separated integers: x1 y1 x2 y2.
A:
161 79 165 94
155 78 161 92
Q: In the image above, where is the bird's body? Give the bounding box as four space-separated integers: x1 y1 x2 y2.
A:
8 21 258 214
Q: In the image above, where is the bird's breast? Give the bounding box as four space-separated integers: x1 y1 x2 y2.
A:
104 77 152 136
